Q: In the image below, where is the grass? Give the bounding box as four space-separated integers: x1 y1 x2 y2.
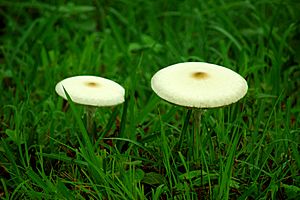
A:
1 0 300 199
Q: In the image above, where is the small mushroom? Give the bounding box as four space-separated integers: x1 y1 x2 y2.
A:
151 62 248 157
55 75 125 136
55 75 125 107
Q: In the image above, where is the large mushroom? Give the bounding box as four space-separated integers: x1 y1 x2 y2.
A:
151 62 248 157
151 62 247 108
55 75 125 136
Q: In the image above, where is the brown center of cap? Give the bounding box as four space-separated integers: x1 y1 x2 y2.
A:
191 72 208 79
85 81 100 87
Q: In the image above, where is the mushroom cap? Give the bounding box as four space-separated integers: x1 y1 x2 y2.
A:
55 75 125 107
151 62 248 108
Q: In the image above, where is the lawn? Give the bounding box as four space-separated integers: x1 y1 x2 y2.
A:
0 0 300 199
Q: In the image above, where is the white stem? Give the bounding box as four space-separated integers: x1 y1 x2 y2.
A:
86 105 96 136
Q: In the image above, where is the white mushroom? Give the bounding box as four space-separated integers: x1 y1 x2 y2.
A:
151 62 248 108
55 75 125 107
55 75 125 135
151 62 248 154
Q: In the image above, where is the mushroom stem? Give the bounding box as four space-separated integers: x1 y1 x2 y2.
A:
193 108 206 190
85 105 96 138
193 108 203 162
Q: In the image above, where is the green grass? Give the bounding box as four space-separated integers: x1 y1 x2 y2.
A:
1 0 300 199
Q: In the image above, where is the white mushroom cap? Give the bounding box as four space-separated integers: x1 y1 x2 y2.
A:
151 62 248 108
55 76 125 107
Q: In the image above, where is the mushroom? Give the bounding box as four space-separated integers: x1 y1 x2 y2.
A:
151 62 248 157
55 75 125 136
151 62 247 108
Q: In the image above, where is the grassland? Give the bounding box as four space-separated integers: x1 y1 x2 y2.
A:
0 0 299 199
